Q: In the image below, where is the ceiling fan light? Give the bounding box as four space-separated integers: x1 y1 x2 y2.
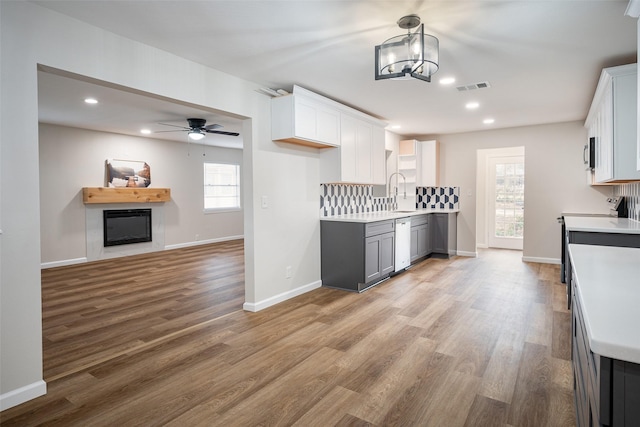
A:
188 130 205 141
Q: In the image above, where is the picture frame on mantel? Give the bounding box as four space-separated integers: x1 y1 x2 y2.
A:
106 159 151 188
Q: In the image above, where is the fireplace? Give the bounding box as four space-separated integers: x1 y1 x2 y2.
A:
103 209 152 247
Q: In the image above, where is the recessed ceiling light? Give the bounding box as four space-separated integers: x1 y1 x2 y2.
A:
84 98 98 104
390 125 401 129
140 129 152 135
465 102 479 110
483 118 495 124
439 77 456 85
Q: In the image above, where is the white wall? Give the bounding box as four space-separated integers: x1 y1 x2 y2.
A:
434 121 612 262
39 124 244 265
1 1 322 409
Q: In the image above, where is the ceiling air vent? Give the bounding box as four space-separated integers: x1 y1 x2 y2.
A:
456 81 491 92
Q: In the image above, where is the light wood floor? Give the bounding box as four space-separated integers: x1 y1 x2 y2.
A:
1 244 575 426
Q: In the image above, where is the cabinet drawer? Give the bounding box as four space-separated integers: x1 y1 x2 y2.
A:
411 214 429 227
366 220 394 237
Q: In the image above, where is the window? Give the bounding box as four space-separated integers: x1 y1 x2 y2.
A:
493 159 524 239
204 163 241 211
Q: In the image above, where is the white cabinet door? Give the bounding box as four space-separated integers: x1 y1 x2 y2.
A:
293 99 317 138
355 120 373 183
294 96 340 146
271 92 340 148
340 114 358 183
371 126 386 185
339 114 375 184
418 140 439 187
597 85 614 182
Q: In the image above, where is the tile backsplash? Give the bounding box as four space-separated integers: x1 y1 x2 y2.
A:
417 187 460 209
320 184 392 216
614 182 640 222
320 184 460 217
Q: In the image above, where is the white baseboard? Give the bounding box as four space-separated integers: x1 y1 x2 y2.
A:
40 236 244 269
476 243 488 249
41 257 87 269
456 250 478 257
0 380 46 411
522 256 561 265
243 280 322 312
164 235 244 251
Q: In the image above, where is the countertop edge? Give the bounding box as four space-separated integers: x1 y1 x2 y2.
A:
569 244 640 364
321 209 460 223
564 216 640 234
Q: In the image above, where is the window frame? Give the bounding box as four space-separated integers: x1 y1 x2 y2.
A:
203 162 241 214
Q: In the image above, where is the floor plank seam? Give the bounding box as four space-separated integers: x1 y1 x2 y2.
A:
45 308 244 382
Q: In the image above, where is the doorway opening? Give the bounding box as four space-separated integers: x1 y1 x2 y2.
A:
37 66 250 380
476 147 525 252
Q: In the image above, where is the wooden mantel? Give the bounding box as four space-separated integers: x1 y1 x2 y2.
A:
82 187 171 204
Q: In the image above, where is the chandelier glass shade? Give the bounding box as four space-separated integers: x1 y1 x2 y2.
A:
375 17 439 82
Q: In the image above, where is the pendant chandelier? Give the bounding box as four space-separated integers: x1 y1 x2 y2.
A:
375 15 439 82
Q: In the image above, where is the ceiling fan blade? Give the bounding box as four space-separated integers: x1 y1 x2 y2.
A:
203 124 223 131
154 129 187 133
158 122 190 130
205 130 240 136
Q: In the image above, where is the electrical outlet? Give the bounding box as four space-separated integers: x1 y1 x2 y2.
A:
195 234 199 241
285 266 292 279
261 195 268 209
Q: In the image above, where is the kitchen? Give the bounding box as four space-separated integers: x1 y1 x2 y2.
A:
2 1 640 424
265 6 640 425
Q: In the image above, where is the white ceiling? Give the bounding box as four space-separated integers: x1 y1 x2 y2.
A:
35 0 637 146
37 69 246 149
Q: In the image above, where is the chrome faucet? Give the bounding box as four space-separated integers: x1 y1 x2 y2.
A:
388 172 407 200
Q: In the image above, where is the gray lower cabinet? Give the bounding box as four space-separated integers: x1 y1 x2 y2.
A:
572 271 640 426
431 213 457 257
365 231 395 283
410 214 431 262
321 219 395 292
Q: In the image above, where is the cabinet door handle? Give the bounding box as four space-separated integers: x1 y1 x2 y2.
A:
583 144 588 164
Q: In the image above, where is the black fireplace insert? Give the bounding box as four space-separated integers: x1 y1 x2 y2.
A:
103 209 152 247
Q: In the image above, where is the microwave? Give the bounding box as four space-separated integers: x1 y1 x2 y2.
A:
583 137 595 170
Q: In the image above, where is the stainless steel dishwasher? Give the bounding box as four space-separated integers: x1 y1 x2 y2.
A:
395 217 411 272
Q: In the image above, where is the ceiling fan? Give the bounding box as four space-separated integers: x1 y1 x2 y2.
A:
157 118 240 140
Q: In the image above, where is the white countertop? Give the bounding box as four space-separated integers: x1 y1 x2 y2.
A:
321 208 460 223
569 244 640 364
564 216 640 234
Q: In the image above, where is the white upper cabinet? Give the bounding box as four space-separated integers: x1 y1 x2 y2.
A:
585 64 639 183
418 140 440 187
272 85 387 184
321 113 386 185
271 86 340 148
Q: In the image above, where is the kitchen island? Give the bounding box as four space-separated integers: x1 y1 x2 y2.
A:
568 244 640 426
320 209 459 292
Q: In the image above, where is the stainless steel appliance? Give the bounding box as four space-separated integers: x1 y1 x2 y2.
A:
394 217 411 272
583 136 595 170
